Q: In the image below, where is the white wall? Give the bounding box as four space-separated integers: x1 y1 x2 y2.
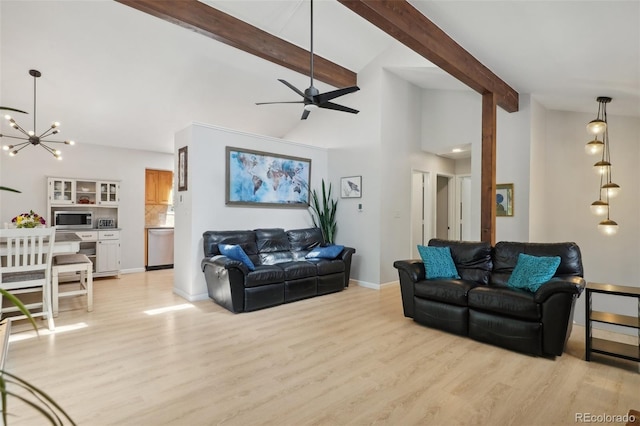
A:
0 143 172 272
172 123 328 301
537 110 640 325
495 94 532 242
422 89 534 242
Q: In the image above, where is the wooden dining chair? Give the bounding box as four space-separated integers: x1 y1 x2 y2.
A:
0 227 56 331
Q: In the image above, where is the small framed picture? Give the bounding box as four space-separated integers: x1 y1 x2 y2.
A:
178 146 188 191
496 183 514 217
341 176 362 198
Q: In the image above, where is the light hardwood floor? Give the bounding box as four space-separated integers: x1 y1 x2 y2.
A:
6 270 640 425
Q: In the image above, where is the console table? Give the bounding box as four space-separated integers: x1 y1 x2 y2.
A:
585 282 640 363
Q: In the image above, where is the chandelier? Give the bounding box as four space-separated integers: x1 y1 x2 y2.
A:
585 96 619 235
1 69 75 160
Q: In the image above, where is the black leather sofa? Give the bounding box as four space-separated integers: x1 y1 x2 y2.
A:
201 227 355 313
393 239 585 357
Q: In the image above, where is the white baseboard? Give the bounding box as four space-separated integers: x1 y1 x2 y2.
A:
353 280 399 290
173 287 209 302
120 267 146 274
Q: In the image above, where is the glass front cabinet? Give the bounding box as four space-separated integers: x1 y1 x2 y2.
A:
99 181 119 205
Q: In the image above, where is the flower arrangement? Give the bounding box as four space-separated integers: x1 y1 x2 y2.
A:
12 210 46 228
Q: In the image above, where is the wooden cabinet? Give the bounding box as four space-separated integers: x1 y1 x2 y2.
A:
145 169 173 205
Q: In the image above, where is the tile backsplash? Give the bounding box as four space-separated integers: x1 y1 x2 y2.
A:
145 204 174 227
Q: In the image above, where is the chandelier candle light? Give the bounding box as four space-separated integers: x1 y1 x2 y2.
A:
585 96 619 235
1 69 75 159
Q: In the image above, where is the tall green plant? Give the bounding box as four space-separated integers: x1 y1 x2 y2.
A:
309 179 338 244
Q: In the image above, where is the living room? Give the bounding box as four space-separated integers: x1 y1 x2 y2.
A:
1 1 639 424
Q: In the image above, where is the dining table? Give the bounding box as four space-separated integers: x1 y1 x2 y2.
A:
0 230 81 256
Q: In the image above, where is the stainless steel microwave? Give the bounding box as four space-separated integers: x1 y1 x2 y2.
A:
53 211 93 229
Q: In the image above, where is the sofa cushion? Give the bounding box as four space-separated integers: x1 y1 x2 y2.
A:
306 244 344 260
507 253 561 292
244 265 285 288
492 241 583 286
277 261 317 280
287 227 323 251
417 246 460 279
414 279 477 306
202 230 258 261
260 251 294 265
219 244 255 271
307 258 345 276
428 239 492 284
468 286 541 321
255 228 290 253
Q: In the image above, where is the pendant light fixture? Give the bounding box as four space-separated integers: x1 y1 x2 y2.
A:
585 96 619 235
0 69 75 160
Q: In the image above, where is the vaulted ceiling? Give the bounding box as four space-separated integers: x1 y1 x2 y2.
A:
1 1 638 154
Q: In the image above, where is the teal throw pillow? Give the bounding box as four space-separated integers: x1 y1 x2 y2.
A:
417 245 460 279
305 244 344 259
507 253 561 292
219 244 256 271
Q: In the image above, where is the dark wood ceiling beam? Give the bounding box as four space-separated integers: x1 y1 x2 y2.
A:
337 0 519 113
115 0 357 89
481 93 497 245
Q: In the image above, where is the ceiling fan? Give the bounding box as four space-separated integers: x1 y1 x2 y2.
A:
256 0 360 120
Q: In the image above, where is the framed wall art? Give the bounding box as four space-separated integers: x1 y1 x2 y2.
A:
496 183 514 217
178 146 188 191
341 176 362 198
225 146 311 208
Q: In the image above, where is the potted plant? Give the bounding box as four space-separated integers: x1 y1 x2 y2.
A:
309 179 338 244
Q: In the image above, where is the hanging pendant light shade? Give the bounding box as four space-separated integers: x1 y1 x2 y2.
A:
586 119 607 135
590 200 608 216
598 219 618 235
601 182 621 198
593 160 611 175
585 137 604 156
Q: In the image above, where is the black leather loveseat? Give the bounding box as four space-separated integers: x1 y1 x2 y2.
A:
393 239 585 357
201 227 355 313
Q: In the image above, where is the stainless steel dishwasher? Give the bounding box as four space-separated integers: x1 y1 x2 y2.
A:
146 228 174 270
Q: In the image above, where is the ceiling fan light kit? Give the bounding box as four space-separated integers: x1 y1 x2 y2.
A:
1 69 76 160
256 0 360 120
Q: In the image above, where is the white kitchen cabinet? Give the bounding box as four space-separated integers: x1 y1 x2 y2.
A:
48 178 75 205
97 231 120 274
98 181 119 205
47 176 121 278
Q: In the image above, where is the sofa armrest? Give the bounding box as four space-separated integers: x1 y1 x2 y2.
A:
393 259 425 318
393 259 425 282
533 276 586 303
339 247 356 287
201 256 248 313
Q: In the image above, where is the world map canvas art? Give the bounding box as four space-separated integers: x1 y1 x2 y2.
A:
226 146 311 207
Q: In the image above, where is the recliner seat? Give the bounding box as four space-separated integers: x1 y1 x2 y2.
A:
202 227 355 313
394 239 585 357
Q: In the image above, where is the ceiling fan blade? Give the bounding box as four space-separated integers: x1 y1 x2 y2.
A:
301 109 311 120
0 106 28 114
315 86 360 104
278 79 308 99
318 102 359 115
256 101 304 105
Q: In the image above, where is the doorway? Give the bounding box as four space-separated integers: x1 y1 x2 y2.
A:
410 171 431 258
456 175 472 240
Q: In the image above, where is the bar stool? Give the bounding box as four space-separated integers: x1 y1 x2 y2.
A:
51 254 93 317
